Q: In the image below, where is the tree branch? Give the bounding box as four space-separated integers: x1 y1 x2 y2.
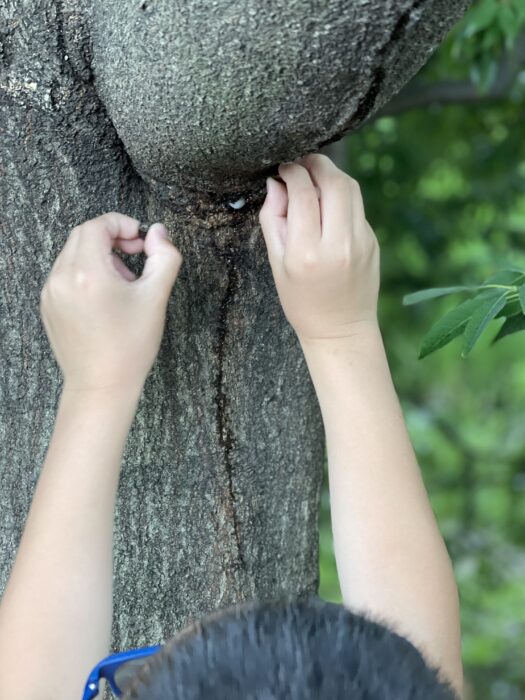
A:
376 32 525 117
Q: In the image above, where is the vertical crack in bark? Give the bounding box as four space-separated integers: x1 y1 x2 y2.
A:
214 246 245 572
344 0 427 131
54 0 68 67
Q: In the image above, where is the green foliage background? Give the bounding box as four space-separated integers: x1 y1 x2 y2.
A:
317 2 525 698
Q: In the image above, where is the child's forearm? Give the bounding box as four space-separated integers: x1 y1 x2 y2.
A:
0 386 140 700
300 324 463 696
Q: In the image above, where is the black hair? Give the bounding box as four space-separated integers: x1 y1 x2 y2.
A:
121 597 459 699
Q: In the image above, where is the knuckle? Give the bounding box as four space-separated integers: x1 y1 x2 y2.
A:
328 171 353 192
73 268 91 289
357 236 379 269
283 257 299 277
284 248 319 276
365 223 380 252
331 245 352 270
330 172 360 195
301 249 318 268
100 211 121 232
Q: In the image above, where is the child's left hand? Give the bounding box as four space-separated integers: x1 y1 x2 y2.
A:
40 212 183 396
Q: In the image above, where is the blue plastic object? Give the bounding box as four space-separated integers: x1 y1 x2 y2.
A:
82 645 162 699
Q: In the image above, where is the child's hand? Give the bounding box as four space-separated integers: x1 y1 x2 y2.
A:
40 212 182 395
259 154 380 344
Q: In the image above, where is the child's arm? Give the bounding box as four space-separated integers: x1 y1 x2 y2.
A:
301 327 463 695
259 154 463 697
0 214 182 700
0 387 141 700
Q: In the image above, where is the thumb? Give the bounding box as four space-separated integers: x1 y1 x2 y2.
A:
139 223 183 293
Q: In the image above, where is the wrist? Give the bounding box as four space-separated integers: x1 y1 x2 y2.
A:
298 321 387 390
62 378 144 398
61 382 143 412
298 319 383 357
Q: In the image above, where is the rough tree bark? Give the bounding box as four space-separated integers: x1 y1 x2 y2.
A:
0 0 470 662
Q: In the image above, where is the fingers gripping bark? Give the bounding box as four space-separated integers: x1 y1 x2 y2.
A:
259 154 380 342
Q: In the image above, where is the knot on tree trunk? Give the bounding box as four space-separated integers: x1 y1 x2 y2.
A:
88 0 470 195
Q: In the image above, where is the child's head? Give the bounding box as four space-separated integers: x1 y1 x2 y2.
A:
121 597 458 699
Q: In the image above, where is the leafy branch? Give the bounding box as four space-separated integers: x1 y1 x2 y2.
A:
379 1 525 117
403 268 525 359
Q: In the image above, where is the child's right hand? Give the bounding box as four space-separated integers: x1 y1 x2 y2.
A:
259 154 380 344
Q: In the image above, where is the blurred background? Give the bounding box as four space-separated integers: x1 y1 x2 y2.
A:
317 1 525 698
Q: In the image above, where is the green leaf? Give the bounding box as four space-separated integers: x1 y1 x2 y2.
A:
464 0 499 37
462 290 508 356
492 314 525 343
495 298 522 318
519 285 525 315
498 5 520 47
482 268 525 286
419 297 484 359
403 286 476 306
470 57 498 93
516 1 525 24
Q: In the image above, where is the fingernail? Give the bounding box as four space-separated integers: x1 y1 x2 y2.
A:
151 223 167 237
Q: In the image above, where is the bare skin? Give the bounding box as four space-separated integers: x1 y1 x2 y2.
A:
260 154 463 695
0 217 182 700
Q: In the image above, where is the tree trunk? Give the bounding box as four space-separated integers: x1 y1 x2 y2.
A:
0 0 469 663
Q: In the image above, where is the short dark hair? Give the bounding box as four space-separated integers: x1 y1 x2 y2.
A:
122 597 458 699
